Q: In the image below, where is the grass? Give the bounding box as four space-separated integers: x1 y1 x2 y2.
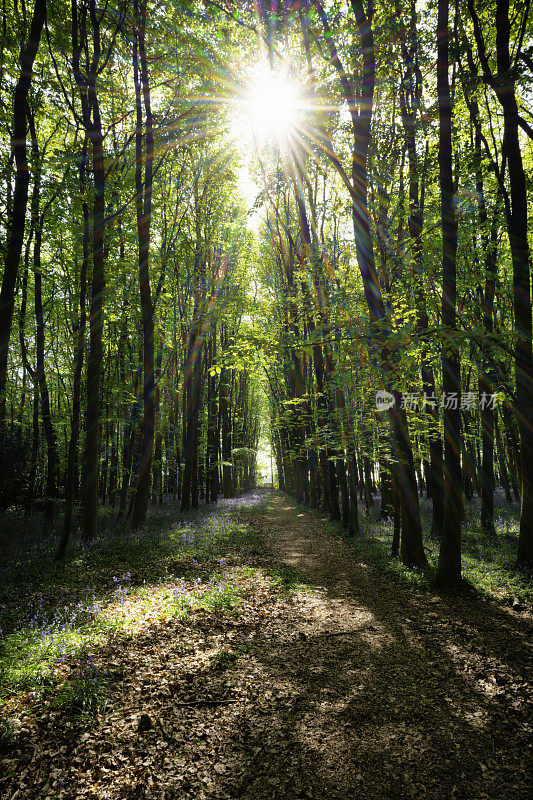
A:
268 564 308 594
354 494 532 605
0 493 267 717
286 490 531 604
171 572 244 617
2 487 529 724
210 646 239 670
48 649 110 719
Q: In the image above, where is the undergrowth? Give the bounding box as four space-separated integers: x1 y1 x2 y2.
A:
356 495 532 605
0 493 266 715
290 492 532 606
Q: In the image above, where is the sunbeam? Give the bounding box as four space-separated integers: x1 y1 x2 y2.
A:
230 62 306 152
244 68 302 145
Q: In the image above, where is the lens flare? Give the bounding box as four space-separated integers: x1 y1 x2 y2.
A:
244 70 302 144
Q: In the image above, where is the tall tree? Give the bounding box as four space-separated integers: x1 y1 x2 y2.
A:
0 0 46 449
435 0 462 586
312 0 427 567
130 0 156 527
57 135 89 560
468 0 533 568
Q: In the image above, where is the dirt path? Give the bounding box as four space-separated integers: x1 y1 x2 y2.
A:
227 492 532 800
1 490 531 800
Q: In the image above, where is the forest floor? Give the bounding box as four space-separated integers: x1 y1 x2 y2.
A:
0 489 532 800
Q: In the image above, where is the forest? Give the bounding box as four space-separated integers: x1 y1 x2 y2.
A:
0 0 532 799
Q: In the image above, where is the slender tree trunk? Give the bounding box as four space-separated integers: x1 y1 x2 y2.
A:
312 0 426 565
363 454 375 508
58 168 88 556
108 424 118 506
0 0 46 446
27 385 39 511
391 397 428 567
34 222 58 524
495 414 513 503
190 351 202 509
72 0 107 542
28 113 58 525
495 4 533 567
478 178 499 540
220 362 233 499
151 340 164 506
117 398 140 521
206 335 219 503
131 0 155 527
181 326 205 511
308 446 319 508
354 0 426 566
347 454 360 535
99 404 110 502
479 371 495 535
502 405 521 502
436 0 463 586
468 0 533 566
398 10 444 539
391 467 401 558
337 458 350 530
81 128 105 541
17 222 38 516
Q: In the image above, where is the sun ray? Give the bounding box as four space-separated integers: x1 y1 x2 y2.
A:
229 61 309 151
244 69 303 145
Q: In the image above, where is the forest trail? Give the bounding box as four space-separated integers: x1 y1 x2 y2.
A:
236 492 532 800
1 490 531 800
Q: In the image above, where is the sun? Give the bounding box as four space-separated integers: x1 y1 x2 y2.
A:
228 63 307 222
230 64 304 150
244 69 302 145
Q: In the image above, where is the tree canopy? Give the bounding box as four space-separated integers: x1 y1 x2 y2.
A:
0 0 532 584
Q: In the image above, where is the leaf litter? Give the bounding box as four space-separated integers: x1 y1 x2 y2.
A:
0 489 531 799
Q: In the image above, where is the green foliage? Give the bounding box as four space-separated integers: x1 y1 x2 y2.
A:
0 717 15 754
49 650 110 719
210 646 239 670
0 505 258 708
354 500 532 605
171 575 243 618
268 565 307 594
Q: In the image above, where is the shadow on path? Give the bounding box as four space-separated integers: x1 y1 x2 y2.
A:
1 489 531 800
219 492 532 800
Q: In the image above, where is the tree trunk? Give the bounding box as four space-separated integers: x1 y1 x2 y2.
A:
73 0 107 543
220 366 233 499
398 10 444 540
347 455 360 536
435 0 463 586
58 163 88 555
495 4 533 567
181 329 205 511
29 113 58 525
34 226 58 524
0 0 46 445
27 385 40 511
131 0 155 528
337 458 350 530
478 190 499 538
467 0 533 568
